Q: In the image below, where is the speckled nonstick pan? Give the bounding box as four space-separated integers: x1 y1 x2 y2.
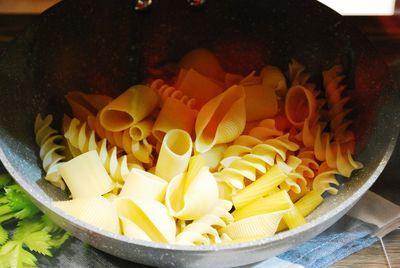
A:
0 0 399 267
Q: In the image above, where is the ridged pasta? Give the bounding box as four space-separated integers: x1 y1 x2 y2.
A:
99 85 159 131
65 91 112 122
296 119 363 177
129 119 154 142
323 65 355 147
175 200 234 245
64 117 143 183
312 162 340 195
34 114 66 190
215 134 299 189
195 85 246 153
150 79 196 109
288 59 315 89
87 115 153 164
165 156 219 220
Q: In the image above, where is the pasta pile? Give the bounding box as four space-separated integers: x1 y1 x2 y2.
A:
34 48 363 245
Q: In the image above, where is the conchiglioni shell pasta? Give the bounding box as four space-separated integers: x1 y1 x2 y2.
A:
54 196 120 234
195 85 246 153
99 85 159 131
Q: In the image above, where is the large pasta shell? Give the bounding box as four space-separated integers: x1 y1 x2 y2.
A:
152 98 198 142
99 85 159 132
54 196 120 234
165 158 219 220
119 168 167 202
113 197 176 243
195 85 246 153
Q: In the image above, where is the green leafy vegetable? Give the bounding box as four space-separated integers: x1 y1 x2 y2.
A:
0 174 69 268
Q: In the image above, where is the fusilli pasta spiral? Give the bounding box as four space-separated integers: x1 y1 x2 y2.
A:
175 200 234 245
64 117 143 183
34 114 66 190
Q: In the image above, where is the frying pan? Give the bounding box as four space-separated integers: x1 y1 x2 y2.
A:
0 0 399 267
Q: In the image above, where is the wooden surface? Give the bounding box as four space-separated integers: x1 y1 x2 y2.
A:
0 13 399 268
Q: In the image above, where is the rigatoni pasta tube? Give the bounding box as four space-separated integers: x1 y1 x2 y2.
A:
285 85 316 128
59 150 114 199
54 196 120 234
119 169 167 202
232 165 286 209
99 85 159 131
283 206 307 229
129 119 154 142
232 190 293 221
155 129 192 181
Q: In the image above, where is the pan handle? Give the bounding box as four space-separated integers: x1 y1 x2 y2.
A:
135 0 206 11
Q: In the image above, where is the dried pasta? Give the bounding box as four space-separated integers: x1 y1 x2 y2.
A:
34 114 66 190
99 85 159 131
195 85 246 153
34 51 365 246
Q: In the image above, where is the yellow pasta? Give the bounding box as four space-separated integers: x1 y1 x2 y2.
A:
239 71 262 86
177 68 224 109
59 150 114 198
155 129 193 182
285 85 317 128
165 156 219 220
179 48 225 81
288 59 314 89
119 168 167 202
232 190 293 221
216 134 299 189
65 91 112 122
54 196 120 234
99 85 159 131
243 84 278 121
231 165 287 209
150 79 196 109
224 73 243 88
64 117 143 183
282 206 307 229
175 200 233 245
247 119 283 141
199 144 227 171
152 97 198 142
195 85 246 153
260 65 287 96
113 197 176 243
295 190 324 216
222 210 287 241
129 119 154 142
34 114 66 190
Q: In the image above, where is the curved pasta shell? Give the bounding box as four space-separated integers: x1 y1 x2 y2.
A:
152 98 198 142
54 196 120 234
195 85 246 153
119 168 167 202
113 197 176 243
243 84 278 121
155 129 193 181
179 48 225 81
165 158 219 220
59 150 114 199
199 144 227 171
223 210 287 240
285 85 317 128
99 85 159 131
